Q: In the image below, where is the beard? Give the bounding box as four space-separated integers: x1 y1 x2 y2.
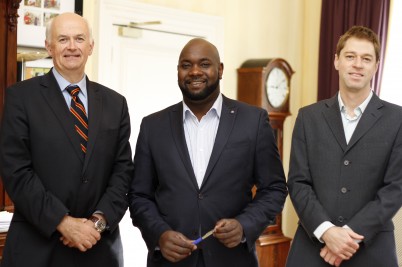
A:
179 77 220 101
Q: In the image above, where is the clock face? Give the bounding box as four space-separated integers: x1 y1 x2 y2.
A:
266 67 289 108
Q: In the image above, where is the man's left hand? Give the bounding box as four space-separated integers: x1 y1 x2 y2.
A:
213 219 243 248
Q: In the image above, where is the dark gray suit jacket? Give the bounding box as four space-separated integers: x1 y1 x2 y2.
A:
287 93 402 267
129 95 287 267
0 71 134 267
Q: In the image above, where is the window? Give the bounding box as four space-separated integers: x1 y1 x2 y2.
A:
379 0 402 105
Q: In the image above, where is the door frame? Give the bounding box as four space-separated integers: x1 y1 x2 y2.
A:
94 0 224 90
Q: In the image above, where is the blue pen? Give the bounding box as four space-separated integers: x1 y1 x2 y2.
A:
193 229 215 245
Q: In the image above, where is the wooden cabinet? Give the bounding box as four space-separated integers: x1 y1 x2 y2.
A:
0 0 22 258
0 0 20 208
256 233 291 267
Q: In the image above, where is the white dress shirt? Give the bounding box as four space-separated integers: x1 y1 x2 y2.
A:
183 94 222 188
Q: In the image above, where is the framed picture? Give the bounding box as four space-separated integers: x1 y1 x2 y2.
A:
21 57 53 81
17 0 75 48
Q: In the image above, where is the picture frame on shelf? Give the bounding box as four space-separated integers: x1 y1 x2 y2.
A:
17 0 75 48
16 50 52 81
24 58 52 80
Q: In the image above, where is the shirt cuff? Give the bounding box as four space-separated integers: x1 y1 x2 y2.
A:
313 221 335 243
241 234 246 243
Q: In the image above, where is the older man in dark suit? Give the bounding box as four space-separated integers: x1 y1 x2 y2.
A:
129 38 287 267
286 26 402 267
0 13 133 266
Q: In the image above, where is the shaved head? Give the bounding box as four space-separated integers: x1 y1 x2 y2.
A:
179 38 221 65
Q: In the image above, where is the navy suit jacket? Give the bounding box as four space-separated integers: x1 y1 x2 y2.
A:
287 93 402 267
0 71 134 267
129 95 287 267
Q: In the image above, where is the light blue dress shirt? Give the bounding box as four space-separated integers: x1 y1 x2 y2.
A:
52 68 89 116
339 91 373 144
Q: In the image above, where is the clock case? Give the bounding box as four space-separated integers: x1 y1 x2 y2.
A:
237 58 294 160
237 58 294 267
238 58 293 113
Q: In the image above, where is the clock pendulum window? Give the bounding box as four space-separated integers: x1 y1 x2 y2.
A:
237 58 294 267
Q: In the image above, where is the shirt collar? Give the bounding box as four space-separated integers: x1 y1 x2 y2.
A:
52 68 88 98
183 93 223 122
338 90 373 114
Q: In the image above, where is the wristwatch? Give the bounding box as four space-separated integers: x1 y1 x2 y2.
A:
89 215 107 233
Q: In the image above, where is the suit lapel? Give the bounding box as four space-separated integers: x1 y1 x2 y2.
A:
346 94 383 152
82 80 102 173
170 103 199 189
202 96 237 188
322 94 347 152
40 72 85 163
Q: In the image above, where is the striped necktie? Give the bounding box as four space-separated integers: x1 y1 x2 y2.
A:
66 85 88 155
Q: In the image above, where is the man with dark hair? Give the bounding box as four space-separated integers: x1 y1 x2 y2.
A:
286 25 402 267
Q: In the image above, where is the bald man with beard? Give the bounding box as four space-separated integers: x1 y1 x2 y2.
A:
129 38 287 267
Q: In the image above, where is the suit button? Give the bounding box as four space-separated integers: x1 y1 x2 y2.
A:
82 178 88 183
337 216 344 223
198 193 203 199
341 187 347 193
344 160 350 166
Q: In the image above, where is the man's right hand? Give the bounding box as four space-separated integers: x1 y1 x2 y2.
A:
57 215 101 252
321 226 364 260
158 230 197 263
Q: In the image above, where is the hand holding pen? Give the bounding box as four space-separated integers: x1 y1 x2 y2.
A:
158 219 244 263
159 230 197 263
213 219 244 248
192 218 244 248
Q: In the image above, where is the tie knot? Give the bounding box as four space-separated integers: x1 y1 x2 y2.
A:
66 85 80 97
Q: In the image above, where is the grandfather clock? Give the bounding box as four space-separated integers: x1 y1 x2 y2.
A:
237 58 293 267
